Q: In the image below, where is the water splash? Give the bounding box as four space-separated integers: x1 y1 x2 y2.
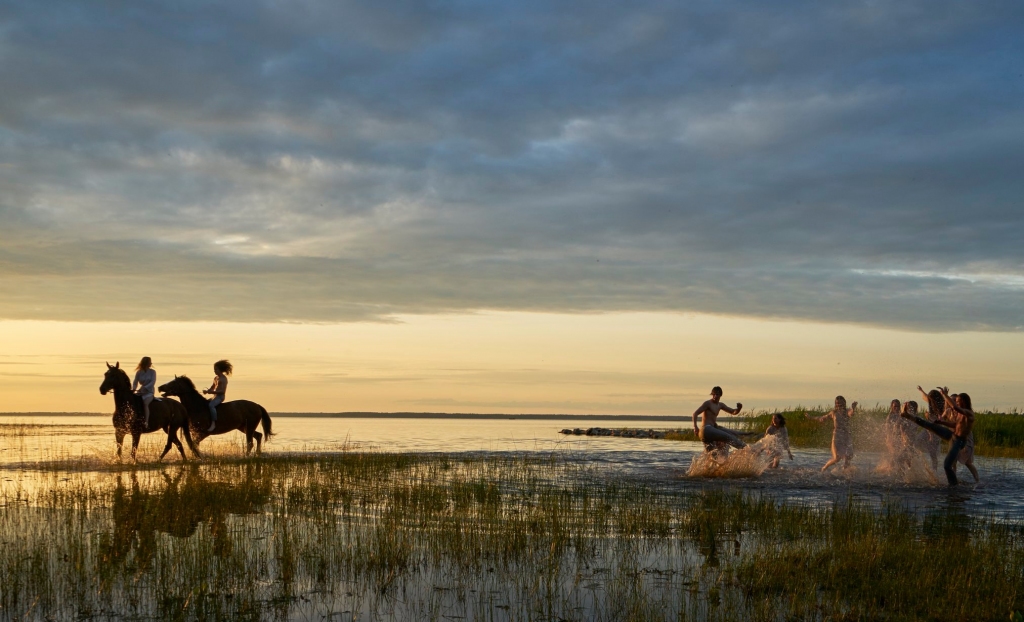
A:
686 436 782 478
875 415 941 484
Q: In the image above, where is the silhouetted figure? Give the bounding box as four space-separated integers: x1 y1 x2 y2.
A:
692 386 746 450
100 362 197 462
902 387 976 486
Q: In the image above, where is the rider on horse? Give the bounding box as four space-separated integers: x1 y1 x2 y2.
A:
202 360 232 432
133 357 156 428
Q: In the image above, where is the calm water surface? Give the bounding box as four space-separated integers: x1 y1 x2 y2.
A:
2 414 1021 520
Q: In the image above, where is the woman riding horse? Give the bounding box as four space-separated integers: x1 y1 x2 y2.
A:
158 375 273 456
100 362 198 462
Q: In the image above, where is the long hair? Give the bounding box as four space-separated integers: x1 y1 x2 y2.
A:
889 399 901 413
135 357 152 372
927 390 943 418
834 395 847 411
957 392 972 411
214 359 233 375
901 400 918 416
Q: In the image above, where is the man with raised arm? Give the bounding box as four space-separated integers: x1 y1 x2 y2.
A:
692 386 747 450
902 386 976 486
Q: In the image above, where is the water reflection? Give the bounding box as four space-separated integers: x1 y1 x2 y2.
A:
103 464 270 566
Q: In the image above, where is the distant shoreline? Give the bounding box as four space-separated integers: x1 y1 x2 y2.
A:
0 411 688 422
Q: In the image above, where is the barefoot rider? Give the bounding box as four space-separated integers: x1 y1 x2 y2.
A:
203 360 232 432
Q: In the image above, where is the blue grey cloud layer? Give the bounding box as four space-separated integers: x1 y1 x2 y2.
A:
1 0 1022 329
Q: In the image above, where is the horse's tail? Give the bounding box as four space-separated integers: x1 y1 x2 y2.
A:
259 406 274 441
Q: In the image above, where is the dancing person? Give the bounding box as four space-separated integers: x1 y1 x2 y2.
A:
901 387 975 486
915 386 943 471
132 357 156 428
943 393 980 484
761 413 793 468
203 360 232 432
884 399 902 466
895 401 938 482
692 386 746 450
807 396 857 472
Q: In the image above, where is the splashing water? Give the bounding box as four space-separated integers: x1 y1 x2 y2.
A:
686 435 783 478
875 415 941 485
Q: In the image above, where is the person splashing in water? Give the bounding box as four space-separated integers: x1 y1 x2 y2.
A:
203 360 232 432
902 387 976 486
807 396 857 472
915 386 943 471
883 399 902 468
761 413 793 468
942 391 980 484
132 357 156 429
692 386 746 451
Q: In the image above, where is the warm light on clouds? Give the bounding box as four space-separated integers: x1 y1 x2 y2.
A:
2 313 1021 413
0 1 1021 414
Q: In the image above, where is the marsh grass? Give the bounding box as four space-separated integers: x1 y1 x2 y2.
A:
0 453 1022 621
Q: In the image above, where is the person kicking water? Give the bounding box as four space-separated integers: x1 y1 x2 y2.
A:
692 386 747 450
901 386 975 486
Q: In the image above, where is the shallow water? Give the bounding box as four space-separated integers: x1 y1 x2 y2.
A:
2 415 1022 621
1 414 1021 521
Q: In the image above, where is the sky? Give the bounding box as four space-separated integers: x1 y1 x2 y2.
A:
1 1 1023 412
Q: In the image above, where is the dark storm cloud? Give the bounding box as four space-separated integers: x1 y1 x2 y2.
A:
1 0 1022 329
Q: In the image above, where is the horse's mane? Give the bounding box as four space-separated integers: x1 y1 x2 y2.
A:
173 375 201 394
110 367 131 388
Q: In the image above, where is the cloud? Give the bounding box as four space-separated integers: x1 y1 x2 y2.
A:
1 0 1023 330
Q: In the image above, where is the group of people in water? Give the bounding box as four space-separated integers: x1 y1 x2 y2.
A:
130 357 233 431
692 385 978 486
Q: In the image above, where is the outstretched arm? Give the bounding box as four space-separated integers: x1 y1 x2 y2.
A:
917 385 931 403
939 387 974 419
721 402 743 415
847 401 858 417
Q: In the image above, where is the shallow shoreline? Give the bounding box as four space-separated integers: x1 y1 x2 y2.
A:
0 411 694 421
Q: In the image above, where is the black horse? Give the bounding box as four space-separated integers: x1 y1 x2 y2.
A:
159 375 273 456
100 362 199 462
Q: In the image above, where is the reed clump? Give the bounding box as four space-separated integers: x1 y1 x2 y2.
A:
0 453 1021 620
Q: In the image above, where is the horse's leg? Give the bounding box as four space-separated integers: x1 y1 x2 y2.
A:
253 430 263 455
169 426 187 461
131 433 141 463
245 427 254 456
181 424 203 460
159 426 173 462
115 431 125 461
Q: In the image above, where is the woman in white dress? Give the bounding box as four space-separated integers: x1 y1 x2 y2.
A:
132 356 156 428
808 396 856 472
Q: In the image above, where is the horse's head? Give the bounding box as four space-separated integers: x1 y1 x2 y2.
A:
158 375 195 398
100 362 130 395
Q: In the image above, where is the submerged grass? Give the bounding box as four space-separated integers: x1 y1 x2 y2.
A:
0 452 1022 620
